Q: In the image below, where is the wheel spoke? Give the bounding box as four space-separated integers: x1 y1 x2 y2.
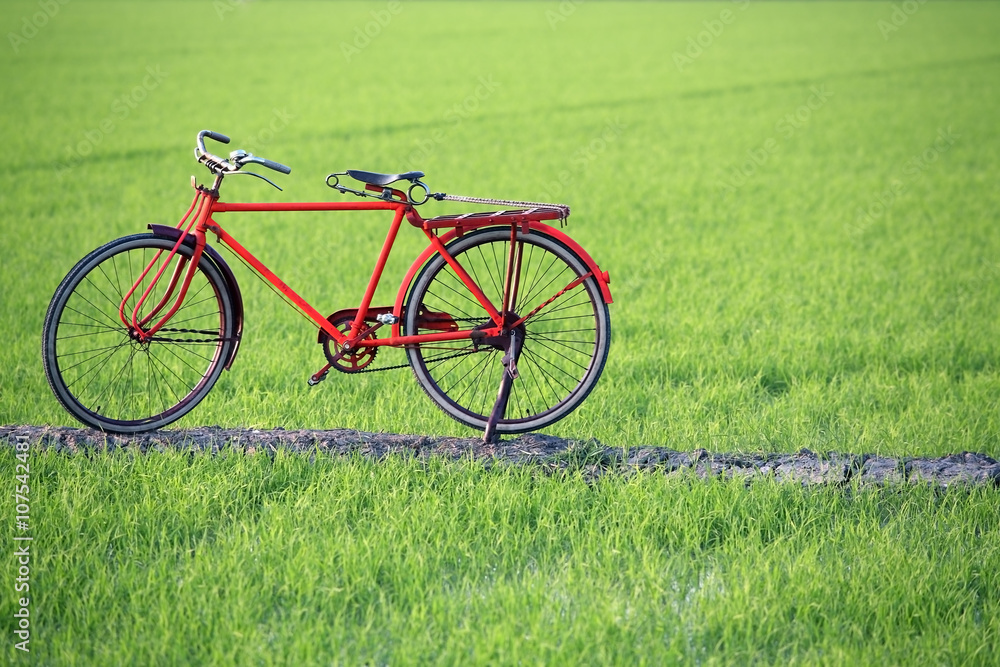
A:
520 347 576 394
43 237 232 432
61 338 131 380
91 346 141 418
155 338 216 372
58 342 134 359
406 229 608 432
64 295 121 330
72 342 131 399
450 350 498 415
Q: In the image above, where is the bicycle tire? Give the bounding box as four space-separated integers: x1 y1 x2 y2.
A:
404 228 610 433
42 233 236 433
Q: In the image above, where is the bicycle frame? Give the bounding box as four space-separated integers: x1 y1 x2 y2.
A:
121 180 612 356
42 126 620 442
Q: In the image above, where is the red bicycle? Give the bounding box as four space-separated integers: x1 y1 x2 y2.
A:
42 130 612 441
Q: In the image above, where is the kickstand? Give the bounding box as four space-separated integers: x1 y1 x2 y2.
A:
483 372 513 444
483 330 521 444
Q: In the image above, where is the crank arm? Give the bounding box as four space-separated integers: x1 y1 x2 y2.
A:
308 364 331 386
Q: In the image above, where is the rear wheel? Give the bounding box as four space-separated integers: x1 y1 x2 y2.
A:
42 234 236 433
405 228 610 433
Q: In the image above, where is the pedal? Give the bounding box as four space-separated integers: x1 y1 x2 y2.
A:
308 365 331 386
376 313 398 325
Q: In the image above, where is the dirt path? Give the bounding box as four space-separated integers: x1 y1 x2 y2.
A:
3 425 998 487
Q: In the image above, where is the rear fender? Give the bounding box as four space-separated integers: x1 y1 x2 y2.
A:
390 222 612 337
148 224 244 370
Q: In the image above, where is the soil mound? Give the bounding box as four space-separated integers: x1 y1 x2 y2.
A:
3 425 998 487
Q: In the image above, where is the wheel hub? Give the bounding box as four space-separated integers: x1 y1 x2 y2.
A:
127 327 152 350
476 312 525 352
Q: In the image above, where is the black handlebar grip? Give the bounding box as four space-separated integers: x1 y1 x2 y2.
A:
204 131 230 144
261 158 291 174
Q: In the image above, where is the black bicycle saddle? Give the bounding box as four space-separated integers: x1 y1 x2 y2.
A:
347 170 425 187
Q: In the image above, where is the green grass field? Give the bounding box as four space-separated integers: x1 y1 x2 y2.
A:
7 448 1000 665
2 1 1000 664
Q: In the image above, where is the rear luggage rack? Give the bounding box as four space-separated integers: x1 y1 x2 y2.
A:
414 206 569 231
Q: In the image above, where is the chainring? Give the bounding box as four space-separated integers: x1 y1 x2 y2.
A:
322 315 378 373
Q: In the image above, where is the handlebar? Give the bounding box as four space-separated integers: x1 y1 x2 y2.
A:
243 155 292 175
194 129 291 185
197 130 230 153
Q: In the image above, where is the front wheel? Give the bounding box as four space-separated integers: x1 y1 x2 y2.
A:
42 234 236 433
405 228 610 434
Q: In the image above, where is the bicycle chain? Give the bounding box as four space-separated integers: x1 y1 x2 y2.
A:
334 317 489 374
343 348 480 374
149 320 494 375
147 327 241 344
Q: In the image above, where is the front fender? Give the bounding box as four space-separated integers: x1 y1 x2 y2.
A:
148 224 244 370
391 222 612 337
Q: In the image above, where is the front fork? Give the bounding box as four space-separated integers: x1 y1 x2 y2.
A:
118 189 213 340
